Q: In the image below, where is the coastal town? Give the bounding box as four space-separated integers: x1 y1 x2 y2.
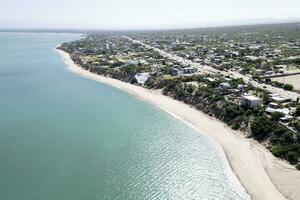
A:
4 0 300 199
58 23 300 170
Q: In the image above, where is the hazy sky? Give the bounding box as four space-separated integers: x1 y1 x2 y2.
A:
1 0 300 30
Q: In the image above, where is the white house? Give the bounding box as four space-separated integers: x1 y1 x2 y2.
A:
265 107 293 122
133 73 150 85
219 82 231 90
269 94 290 103
241 94 262 108
265 107 290 116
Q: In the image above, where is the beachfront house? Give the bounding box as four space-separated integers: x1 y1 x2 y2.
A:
133 73 150 85
241 94 262 108
265 106 294 123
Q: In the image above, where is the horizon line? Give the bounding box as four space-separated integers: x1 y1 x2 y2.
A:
1 20 300 34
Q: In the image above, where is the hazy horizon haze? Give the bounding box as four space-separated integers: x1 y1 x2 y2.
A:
1 0 300 30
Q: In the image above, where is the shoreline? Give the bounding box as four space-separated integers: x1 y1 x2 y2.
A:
57 49 300 200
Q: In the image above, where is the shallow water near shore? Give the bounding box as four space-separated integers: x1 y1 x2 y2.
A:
0 32 249 200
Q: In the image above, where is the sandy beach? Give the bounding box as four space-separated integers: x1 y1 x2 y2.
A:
57 49 300 200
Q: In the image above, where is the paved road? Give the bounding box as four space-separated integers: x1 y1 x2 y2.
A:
124 36 300 101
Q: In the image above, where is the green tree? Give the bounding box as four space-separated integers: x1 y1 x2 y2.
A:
287 151 300 165
295 106 300 117
271 145 289 158
291 120 300 131
283 84 294 91
251 116 273 140
223 105 244 123
271 112 285 121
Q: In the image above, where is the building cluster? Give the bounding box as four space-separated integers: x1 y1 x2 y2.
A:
211 76 299 132
131 24 300 90
60 26 300 133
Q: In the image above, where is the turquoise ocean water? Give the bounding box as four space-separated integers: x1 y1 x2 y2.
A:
0 33 249 200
